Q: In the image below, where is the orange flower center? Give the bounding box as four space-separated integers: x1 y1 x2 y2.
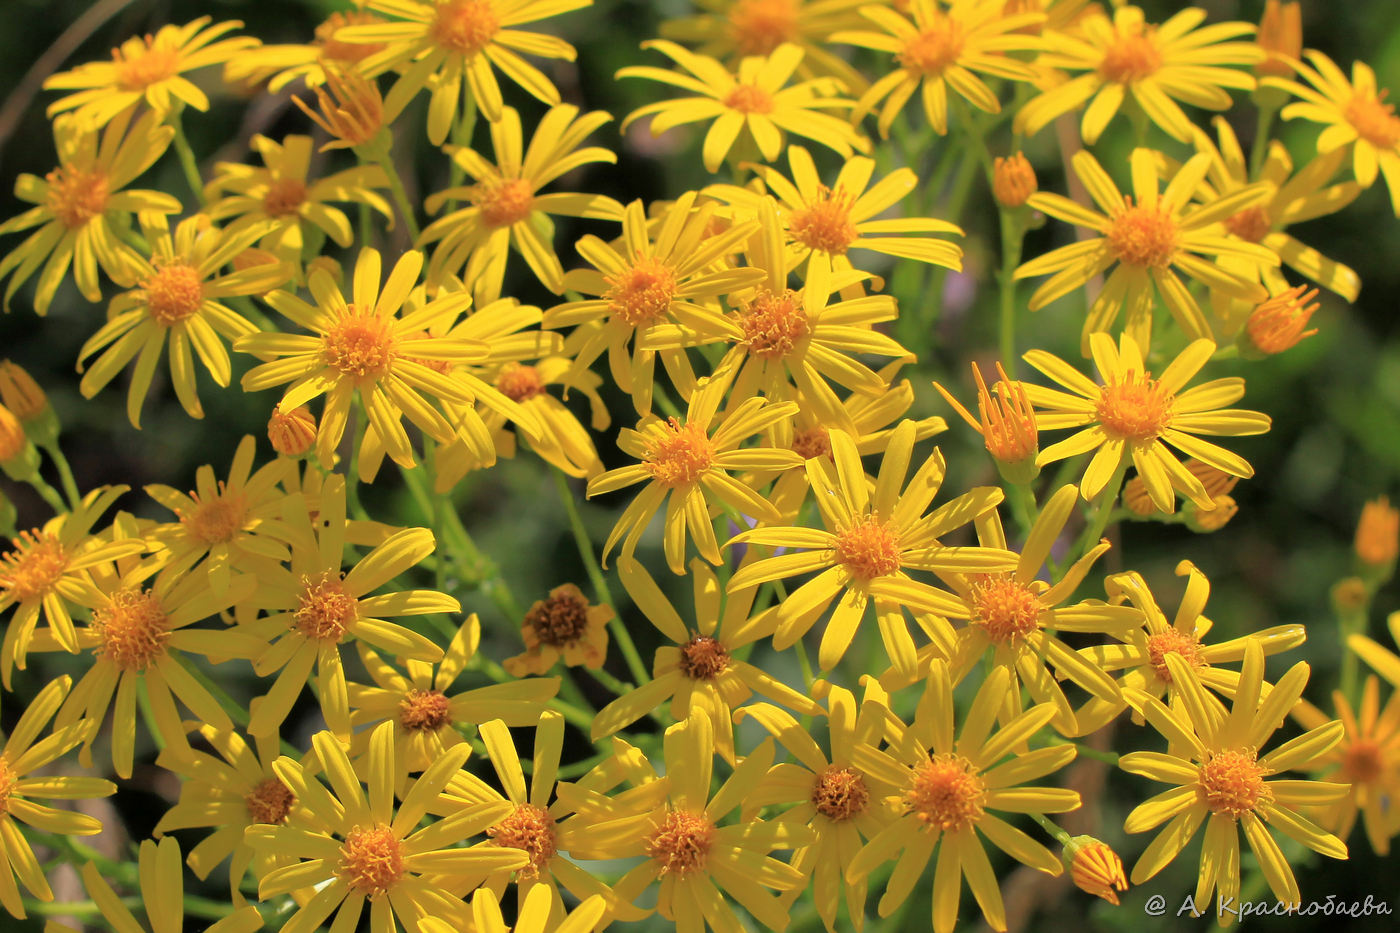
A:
739 288 810 359
790 185 858 255
44 166 110 229
0 531 69 602
525 589 593 646
0 758 16 816
1198 748 1272 818
834 515 901 581
1107 200 1179 267
906 752 986 832
144 261 205 327
897 19 966 75
1345 91 1400 149
792 427 832 460
723 83 774 114
1223 205 1271 243
472 177 534 228
263 177 308 218
496 363 545 402
398 688 452 732
811 765 870 821
431 0 501 56
181 487 248 546
294 572 357 642
1099 26 1162 83
645 809 716 877
488 803 558 880
94 589 170 673
322 306 399 379
1341 740 1385 784
316 11 387 63
679 635 732 679
727 0 799 56
643 418 716 488
605 255 679 327
245 776 295 825
338 824 405 898
1145 628 1206 684
1096 372 1174 442
969 573 1042 644
113 35 181 91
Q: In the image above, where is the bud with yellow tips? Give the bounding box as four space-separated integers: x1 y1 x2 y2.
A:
934 362 1039 485
0 360 59 446
1063 836 1128 905
993 153 1037 209
268 405 317 458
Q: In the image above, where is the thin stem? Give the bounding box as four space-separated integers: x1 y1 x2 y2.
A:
27 895 231 919
169 109 205 206
376 154 420 241
1048 737 1121 766
1249 105 1277 179
346 407 369 522
24 473 67 514
42 443 81 509
587 664 635 697
1073 459 1128 562
1030 812 1074 847
997 209 1027 378
135 679 165 752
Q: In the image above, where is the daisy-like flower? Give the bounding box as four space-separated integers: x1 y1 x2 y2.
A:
249 723 528 933
1015 6 1263 144
847 662 1080 933
709 145 964 304
236 248 484 473
338 0 592 137
478 355 608 479
618 40 867 173
592 556 822 762
831 0 1043 137
420 105 623 302
1023 331 1272 513
728 420 1016 681
0 109 177 314
542 192 762 417
142 435 294 597
0 676 115 919
588 366 802 574
1014 148 1276 351
575 713 812 933
153 724 301 905
463 886 606 933
224 9 389 92
1267 51 1400 215
1292 676 1400 856
348 613 559 786
55 837 262 933
204 134 393 267
44 18 258 128
1121 641 1349 917
505 583 612 675
736 683 897 933
78 215 293 428
937 485 1140 732
1074 561 1305 735
0 485 143 685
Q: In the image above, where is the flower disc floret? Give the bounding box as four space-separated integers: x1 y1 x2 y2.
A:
0 532 68 601
431 0 502 56
496 363 544 401
473 178 535 228
645 809 716 877
643 419 715 487
1107 201 1179 267
94 589 170 672
1341 741 1385 783
678 635 731 679
969 574 1041 643
790 186 858 254
144 262 205 326
523 588 592 646
812 766 869 821
898 21 966 75
338 824 405 897
488 803 557 880
262 177 307 217
739 288 810 358
1096 374 1173 441
1198 748 1272 818
1223 205 1271 243
1098 26 1162 83
294 572 357 641
398 688 451 732
906 752 986 832
727 0 799 56
791 427 831 459
114 35 180 90
322 307 398 379
245 777 295 825
1345 91 1400 148
181 488 247 545
833 515 901 580
605 256 678 326
0 759 15 815
1145 628 1205 684
723 83 774 114
44 166 110 228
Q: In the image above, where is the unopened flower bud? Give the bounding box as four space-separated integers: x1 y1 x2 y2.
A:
1063 836 1128 905
0 360 59 446
934 362 1038 485
993 153 1037 208
295 64 387 153
1355 496 1399 580
0 405 40 482
1257 0 1302 79
1332 576 1369 613
268 406 317 457
1125 460 1238 519
1244 285 1319 356
1185 494 1238 533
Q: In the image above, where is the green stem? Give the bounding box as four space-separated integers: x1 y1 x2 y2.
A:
445 92 478 213
1048 737 1121 766
179 657 300 758
1249 105 1277 179
1031 812 1074 847
346 407 369 522
997 210 1027 378
1006 481 1038 540
27 895 231 919
169 110 205 206
377 154 420 241
42 442 81 509
135 679 165 752
587 664 635 697
24 473 67 513
1073 459 1128 561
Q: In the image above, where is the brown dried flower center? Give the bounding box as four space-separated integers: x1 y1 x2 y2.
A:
740 288 810 359
399 688 452 732
679 635 731 679
812 765 869 821
525 590 592 646
245 777 295 825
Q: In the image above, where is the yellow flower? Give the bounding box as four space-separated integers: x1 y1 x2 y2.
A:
420 105 623 302
348 613 559 784
847 662 1079 933
618 40 867 173
1016 5 1263 144
45 17 258 127
474 355 609 479
237 247 484 473
205 134 393 267
0 676 115 919
462 886 607 933
78 215 293 427
505 583 612 675
1014 148 1275 351
588 367 802 575
543 192 762 417
592 556 822 762
0 109 178 314
153 725 301 905
728 420 1016 681
249 723 527 931
1121 641 1349 918
832 0 1043 136
0 485 143 685
1267 51 1400 215
1292 675 1400 856
338 0 592 137
1023 332 1271 512
240 476 453 741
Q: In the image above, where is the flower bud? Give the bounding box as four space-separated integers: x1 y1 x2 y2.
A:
1355 496 1399 580
0 360 60 446
1257 0 1302 79
268 405 317 458
295 64 387 153
1063 836 1128 905
1185 494 1238 533
993 153 1037 208
934 362 1038 485
1243 285 1319 356
0 404 40 482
